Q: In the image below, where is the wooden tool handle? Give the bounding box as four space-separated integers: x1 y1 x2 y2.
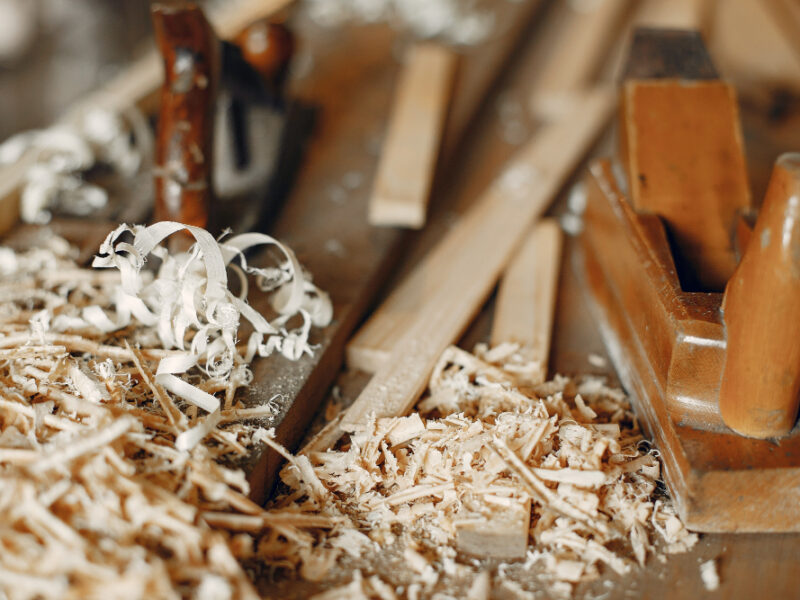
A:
235 20 294 95
720 153 800 438
152 2 219 229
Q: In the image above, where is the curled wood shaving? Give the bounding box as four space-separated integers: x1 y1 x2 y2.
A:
0 230 333 599
263 343 698 598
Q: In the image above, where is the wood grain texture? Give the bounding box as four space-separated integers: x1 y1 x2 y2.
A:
620 79 751 291
529 0 630 122
491 219 563 382
368 43 456 228
340 89 614 432
720 154 800 438
578 159 800 532
152 3 218 229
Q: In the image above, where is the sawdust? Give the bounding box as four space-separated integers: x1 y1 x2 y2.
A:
260 344 699 599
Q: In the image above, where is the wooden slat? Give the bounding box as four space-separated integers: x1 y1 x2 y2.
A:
339 89 614 432
529 0 630 122
490 218 563 382
0 0 295 238
369 43 456 228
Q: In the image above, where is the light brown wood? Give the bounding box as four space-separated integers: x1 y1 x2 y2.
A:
0 0 295 238
369 43 456 229
339 89 613 432
720 154 800 438
709 0 800 100
529 0 630 122
619 79 751 291
455 498 531 560
491 219 563 382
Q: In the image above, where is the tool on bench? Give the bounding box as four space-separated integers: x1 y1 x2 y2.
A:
577 28 800 532
152 1 294 234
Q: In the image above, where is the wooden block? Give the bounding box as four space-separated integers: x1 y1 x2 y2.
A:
340 89 614 431
529 0 631 122
455 498 531 559
491 219 563 382
369 43 457 228
620 79 751 291
0 0 295 238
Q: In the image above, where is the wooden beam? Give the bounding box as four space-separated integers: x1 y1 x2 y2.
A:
340 89 613 432
529 0 630 122
0 0 295 238
490 219 563 383
369 43 456 229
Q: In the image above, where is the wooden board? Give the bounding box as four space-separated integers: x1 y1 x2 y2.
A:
491 218 563 382
368 43 456 228
529 0 630 122
339 89 613 433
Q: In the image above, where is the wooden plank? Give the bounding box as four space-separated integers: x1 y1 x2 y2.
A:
0 0 295 238
491 218 563 382
529 0 631 122
240 2 544 500
368 43 456 228
339 89 614 433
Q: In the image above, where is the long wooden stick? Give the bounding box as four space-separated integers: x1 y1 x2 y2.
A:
529 0 630 122
490 218 563 383
0 0 294 238
369 43 456 229
340 89 614 432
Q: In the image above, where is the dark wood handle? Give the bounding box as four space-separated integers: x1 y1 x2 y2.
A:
720 153 800 438
152 2 219 229
235 20 294 95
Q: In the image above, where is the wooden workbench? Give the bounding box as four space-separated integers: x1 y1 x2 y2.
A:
269 3 800 598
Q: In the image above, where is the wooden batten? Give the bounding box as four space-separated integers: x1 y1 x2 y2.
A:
529 0 630 122
369 43 457 229
340 89 613 432
491 219 563 383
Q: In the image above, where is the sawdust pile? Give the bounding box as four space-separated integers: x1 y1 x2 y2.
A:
265 344 699 599
0 231 334 600
0 234 698 599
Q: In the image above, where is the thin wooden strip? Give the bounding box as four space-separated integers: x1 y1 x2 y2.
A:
529 0 631 122
490 219 563 382
0 0 295 238
368 43 457 229
340 89 614 432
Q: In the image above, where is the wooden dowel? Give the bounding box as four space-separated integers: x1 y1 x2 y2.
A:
368 43 457 229
340 89 614 432
529 0 630 122
720 153 800 438
152 3 219 229
491 219 563 383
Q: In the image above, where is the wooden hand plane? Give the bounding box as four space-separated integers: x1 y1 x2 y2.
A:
577 29 800 532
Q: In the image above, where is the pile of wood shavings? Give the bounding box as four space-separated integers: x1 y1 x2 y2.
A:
261 344 698 599
0 231 336 599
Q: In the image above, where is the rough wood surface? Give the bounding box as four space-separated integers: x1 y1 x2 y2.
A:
152 3 218 229
340 90 614 433
491 219 563 382
369 43 456 228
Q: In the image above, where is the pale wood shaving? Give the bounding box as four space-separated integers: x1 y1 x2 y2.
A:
262 342 699 598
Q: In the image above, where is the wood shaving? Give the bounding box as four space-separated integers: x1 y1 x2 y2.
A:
700 558 720 591
0 229 332 599
263 343 698 598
